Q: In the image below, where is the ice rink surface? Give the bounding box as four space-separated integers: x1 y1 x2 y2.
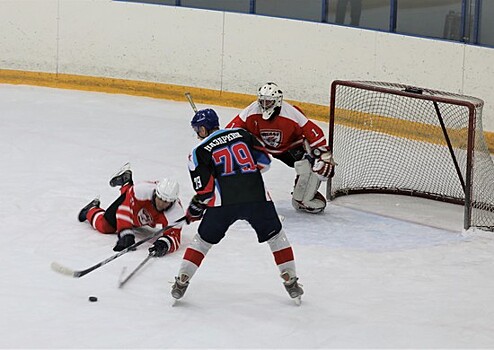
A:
1 84 493 348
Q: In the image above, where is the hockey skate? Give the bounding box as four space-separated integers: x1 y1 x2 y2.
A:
78 197 101 222
109 162 133 187
281 271 304 305
171 274 190 301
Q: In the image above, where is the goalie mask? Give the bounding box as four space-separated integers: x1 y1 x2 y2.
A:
257 82 283 120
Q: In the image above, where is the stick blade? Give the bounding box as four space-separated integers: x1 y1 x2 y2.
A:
50 261 76 277
117 266 128 289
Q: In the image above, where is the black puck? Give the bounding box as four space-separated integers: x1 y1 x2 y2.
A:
88 296 98 302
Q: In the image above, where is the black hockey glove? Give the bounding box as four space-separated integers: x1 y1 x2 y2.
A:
113 230 136 252
186 195 207 224
148 237 170 257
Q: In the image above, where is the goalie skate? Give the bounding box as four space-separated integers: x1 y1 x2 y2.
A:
291 191 326 214
109 162 133 187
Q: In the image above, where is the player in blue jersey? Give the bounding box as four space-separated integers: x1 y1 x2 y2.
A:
171 108 304 305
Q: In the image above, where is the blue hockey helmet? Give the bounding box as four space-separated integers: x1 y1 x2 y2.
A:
191 108 220 133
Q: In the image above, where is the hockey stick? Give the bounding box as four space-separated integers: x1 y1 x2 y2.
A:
185 92 198 112
51 216 186 278
118 253 153 288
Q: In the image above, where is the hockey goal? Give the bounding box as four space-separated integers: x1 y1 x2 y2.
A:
327 80 494 232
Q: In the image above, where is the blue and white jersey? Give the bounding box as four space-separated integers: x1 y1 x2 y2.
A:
187 128 272 207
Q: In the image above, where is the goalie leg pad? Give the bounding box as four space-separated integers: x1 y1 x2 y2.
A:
292 160 326 213
292 159 312 202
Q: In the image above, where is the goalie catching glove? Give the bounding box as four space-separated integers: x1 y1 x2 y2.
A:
310 146 336 180
185 195 208 223
312 159 333 180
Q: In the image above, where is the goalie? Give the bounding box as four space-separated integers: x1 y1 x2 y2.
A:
226 82 335 213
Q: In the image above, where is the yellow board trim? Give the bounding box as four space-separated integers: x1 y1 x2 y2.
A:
1 69 493 153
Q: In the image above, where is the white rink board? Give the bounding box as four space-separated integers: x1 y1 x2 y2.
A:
57 1 225 89
0 0 59 72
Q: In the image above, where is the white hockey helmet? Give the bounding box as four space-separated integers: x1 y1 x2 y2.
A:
257 82 283 120
155 178 179 202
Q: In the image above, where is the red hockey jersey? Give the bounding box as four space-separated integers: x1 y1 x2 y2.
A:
226 101 327 155
125 182 184 229
89 181 184 253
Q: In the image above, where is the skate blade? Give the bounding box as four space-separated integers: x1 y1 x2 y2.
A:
293 296 302 306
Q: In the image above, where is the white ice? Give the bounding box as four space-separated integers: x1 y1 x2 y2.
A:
1 84 493 349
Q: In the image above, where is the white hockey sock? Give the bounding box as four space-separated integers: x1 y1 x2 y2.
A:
267 229 290 251
178 234 213 282
267 230 297 277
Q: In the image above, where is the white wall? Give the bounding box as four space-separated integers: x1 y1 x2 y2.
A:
1 0 493 131
0 1 58 72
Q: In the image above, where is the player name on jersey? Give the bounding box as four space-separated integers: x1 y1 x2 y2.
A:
203 131 242 151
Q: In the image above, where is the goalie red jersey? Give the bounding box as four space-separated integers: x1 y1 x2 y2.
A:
226 100 327 156
225 82 334 214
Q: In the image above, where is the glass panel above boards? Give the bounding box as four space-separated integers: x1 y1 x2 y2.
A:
326 0 391 31
478 0 494 46
182 0 252 14
255 0 324 22
396 0 464 40
113 0 494 49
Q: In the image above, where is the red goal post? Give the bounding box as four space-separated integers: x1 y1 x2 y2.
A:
327 80 494 232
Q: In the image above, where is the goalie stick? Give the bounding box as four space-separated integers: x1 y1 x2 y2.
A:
51 216 186 278
185 92 198 113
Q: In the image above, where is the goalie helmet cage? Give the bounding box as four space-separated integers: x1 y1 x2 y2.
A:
327 80 494 232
